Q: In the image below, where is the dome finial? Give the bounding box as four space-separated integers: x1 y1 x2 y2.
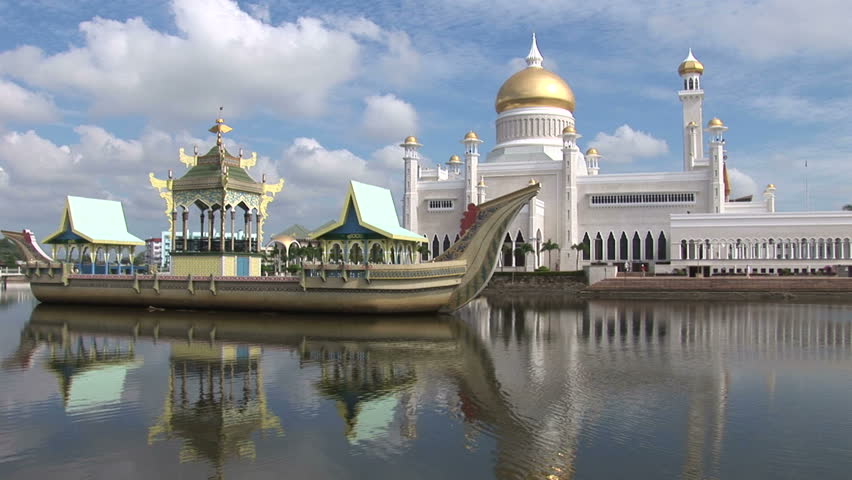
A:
526 33 543 68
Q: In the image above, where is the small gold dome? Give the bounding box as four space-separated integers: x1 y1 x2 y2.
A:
496 67 576 113
528 178 537 185
404 135 418 144
463 131 479 141
686 121 698 128
585 147 599 156
477 177 487 187
707 117 724 128
447 155 462 164
767 183 776 189
678 49 704 76
562 125 576 135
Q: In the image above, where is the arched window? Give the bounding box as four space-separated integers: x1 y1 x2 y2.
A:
594 233 603 261
619 232 629 260
645 232 655 260
681 240 688 260
632 232 641 260
503 233 514 267
658 232 667 260
514 231 526 267
432 235 440 258
443 235 451 252
582 233 591 260
607 233 616 261
349 243 364 264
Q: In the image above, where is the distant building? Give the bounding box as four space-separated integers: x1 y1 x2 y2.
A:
145 237 163 267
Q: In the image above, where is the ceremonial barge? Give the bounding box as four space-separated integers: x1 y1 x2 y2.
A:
4 118 539 313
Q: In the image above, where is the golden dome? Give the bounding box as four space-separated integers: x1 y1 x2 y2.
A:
496 67 576 113
463 131 479 141
767 183 776 189
686 121 698 128
585 147 599 156
707 117 724 128
562 125 576 135
403 136 418 144
447 155 462 164
477 177 487 187
678 49 704 76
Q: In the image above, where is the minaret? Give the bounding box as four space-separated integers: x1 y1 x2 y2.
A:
585 147 601 176
462 131 483 205
706 118 728 213
401 136 422 232
678 49 705 171
476 177 487 204
561 125 581 269
763 184 776 213
446 155 463 176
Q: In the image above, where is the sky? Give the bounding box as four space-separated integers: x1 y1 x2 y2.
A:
1 0 851 241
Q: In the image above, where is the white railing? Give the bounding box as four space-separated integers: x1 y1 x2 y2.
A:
0 267 23 275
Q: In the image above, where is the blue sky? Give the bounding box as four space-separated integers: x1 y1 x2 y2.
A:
1 0 850 240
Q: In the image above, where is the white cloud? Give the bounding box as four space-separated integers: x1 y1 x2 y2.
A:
361 94 418 142
370 144 404 170
0 166 8 187
588 124 668 163
0 78 59 124
0 126 206 235
727 167 758 199
263 138 404 229
245 2 271 23
0 0 369 122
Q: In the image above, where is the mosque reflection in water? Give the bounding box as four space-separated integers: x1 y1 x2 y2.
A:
11 297 852 479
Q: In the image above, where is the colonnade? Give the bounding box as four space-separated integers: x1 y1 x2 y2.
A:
584 231 669 263
678 237 852 261
173 205 261 253
496 115 571 143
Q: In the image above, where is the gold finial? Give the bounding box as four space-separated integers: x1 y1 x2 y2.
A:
209 107 233 146
477 176 486 187
528 178 537 185
585 147 599 156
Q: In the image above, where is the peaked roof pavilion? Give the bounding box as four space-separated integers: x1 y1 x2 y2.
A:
310 181 426 243
43 196 144 246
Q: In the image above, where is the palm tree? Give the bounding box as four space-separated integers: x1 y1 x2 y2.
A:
843 204 852 211
417 244 430 262
571 243 588 271
515 242 535 267
541 239 559 270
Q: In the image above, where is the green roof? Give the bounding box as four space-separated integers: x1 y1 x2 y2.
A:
43 196 145 246
272 224 311 239
310 181 426 242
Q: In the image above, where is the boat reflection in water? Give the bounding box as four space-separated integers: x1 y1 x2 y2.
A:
15 297 852 479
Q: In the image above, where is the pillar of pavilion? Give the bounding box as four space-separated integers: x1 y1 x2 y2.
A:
150 114 284 276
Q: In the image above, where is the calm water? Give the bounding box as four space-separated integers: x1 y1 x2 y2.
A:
1 286 851 479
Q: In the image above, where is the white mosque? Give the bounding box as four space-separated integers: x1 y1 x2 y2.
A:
401 35 852 275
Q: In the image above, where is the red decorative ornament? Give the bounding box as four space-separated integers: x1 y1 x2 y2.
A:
459 203 479 237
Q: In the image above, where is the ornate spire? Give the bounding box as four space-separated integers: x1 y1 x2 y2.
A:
208 107 232 146
526 33 543 68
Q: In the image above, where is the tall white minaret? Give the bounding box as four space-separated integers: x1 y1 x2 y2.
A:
476 177 487 204
706 118 727 213
678 49 705 171
585 147 601 176
401 136 422 232
462 131 483 205
561 125 581 269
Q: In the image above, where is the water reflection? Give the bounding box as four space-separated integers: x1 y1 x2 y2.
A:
2 293 851 479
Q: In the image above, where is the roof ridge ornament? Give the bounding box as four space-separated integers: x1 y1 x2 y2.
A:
208 107 232 147
526 33 543 68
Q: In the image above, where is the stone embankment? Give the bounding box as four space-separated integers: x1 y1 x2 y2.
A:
483 273 852 302
585 277 852 301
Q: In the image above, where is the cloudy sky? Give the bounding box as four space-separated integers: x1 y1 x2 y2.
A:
1 0 850 240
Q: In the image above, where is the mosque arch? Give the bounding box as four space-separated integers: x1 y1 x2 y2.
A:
606 233 616 261
432 235 440 259
632 232 641 260
619 232 629 261
443 235 451 253
582 233 591 260
594 233 603 261
657 232 667 260
514 231 527 267
645 232 655 260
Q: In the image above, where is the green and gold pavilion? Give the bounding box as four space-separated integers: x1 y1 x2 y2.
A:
150 116 283 276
